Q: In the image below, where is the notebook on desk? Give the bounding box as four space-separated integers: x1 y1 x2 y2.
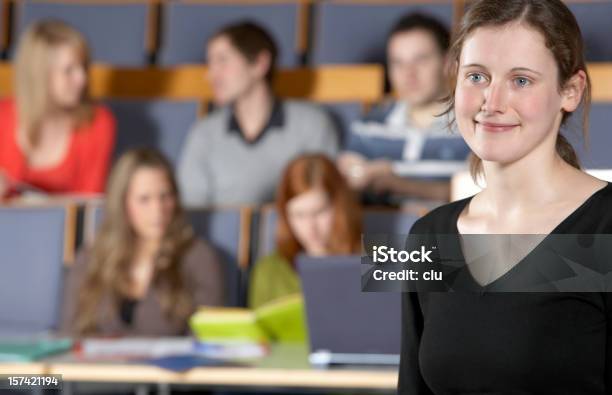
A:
297 255 401 366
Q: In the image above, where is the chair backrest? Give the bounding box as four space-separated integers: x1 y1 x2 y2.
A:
323 102 364 145
312 1 454 64
255 206 420 259
567 2 612 61
106 99 200 166
159 1 300 67
564 102 612 169
362 209 419 236
256 205 278 260
0 206 66 335
13 0 150 66
85 203 247 307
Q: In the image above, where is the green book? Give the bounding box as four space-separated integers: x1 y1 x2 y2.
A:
190 294 307 344
0 338 73 362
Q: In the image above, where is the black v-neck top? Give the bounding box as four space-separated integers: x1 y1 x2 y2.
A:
398 183 612 395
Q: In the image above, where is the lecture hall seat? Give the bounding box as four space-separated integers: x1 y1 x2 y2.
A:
311 1 454 65
13 0 150 66
0 207 66 335
105 99 200 167
158 1 301 67
563 103 612 169
566 2 612 62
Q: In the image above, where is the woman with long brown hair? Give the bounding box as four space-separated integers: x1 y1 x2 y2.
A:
399 0 612 393
61 149 225 336
0 20 115 199
248 153 362 309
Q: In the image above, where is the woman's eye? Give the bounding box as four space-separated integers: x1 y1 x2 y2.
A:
514 77 531 87
468 73 485 83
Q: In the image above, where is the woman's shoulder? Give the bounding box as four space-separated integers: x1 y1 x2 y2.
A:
182 238 221 268
74 104 115 144
410 197 473 234
252 252 292 273
581 181 612 232
92 105 116 131
0 98 16 128
0 97 15 112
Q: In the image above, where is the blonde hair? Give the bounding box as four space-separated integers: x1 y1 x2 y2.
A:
75 149 195 335
14 20 93 148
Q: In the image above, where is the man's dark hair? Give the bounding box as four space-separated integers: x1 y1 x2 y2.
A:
388 13 450 52
210 21 278 84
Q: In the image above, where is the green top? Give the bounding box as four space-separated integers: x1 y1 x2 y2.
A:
248 252 301 309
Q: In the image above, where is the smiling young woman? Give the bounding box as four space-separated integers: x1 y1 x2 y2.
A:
398 0 612 394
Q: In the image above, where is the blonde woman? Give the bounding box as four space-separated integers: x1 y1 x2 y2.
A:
0 20 115 199
60 149 225 336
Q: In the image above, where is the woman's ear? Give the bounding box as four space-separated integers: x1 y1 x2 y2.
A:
561 70 587 113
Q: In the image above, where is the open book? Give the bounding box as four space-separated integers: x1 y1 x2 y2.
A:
190 293 307 344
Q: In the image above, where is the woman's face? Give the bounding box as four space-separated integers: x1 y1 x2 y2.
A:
126 167 176 242
286 188 335 256
454 23 572 166
48 44 87 109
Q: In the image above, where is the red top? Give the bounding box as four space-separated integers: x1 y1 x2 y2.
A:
0 98 116 197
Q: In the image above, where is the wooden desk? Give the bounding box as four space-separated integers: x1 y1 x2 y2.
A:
0 343 398 392
0 362 45 375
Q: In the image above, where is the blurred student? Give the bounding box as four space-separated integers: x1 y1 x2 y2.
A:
338 13 470 202
61 149 225 336
248 154 361 309
178 21 339 207
0 20 115 200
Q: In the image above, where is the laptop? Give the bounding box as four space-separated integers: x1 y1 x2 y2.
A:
297 255 401 366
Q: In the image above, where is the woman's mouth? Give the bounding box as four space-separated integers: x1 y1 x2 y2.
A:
476 121 520 133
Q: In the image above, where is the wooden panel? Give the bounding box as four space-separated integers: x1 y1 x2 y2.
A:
21 0 153 4
63 203 78 265
146 0 161 56
274 65 383 102
588 63 612 102
0 62 10 96
89 65 213 99
0 363 46 375
0 0 9 51
1 63 384 102
46 364 398 388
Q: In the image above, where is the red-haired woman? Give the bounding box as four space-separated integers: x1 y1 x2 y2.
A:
248 153 362 309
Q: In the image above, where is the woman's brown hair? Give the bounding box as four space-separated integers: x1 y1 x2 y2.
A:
444 0 591 179
275 154 362 266
15 20 94 148
75 149 195 335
